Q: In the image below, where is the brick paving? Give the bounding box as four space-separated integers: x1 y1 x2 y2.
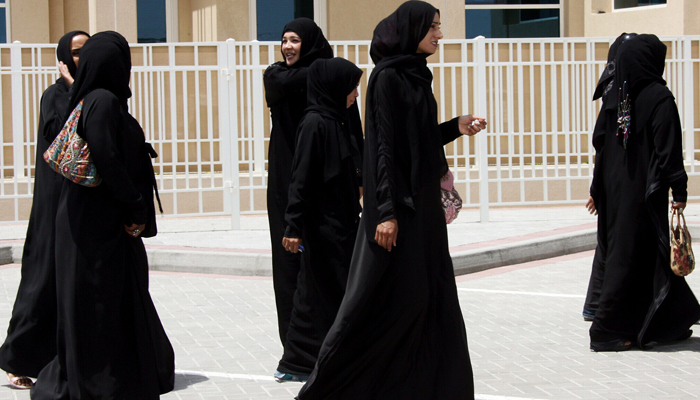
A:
2 248 700 399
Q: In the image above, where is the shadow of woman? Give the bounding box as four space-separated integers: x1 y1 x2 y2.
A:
173 372 210 391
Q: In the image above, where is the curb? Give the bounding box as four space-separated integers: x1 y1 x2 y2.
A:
0 229 601 276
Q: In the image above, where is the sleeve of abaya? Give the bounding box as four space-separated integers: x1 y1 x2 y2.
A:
264 63 309 106
439 117 462 145
82 93 147 224
651 97 687 202
284 116 324 238
374 72 398 224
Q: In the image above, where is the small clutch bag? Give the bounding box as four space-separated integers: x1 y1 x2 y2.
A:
670 208 695 277
43 100 102 187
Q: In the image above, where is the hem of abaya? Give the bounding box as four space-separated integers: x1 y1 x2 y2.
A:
276 362 314 376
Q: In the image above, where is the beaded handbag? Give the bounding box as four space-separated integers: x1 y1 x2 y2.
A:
670 208 695 277
43 100 101 187
440 169 462 224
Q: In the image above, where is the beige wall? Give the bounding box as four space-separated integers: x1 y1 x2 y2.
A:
188 0 250 41
563 0 584 37
10 0 50 43
582 0 687 37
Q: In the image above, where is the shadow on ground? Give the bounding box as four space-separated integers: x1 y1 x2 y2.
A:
173 372 209 391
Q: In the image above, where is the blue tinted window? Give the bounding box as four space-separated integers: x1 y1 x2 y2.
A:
138 0 167 43
257 0 314 41
615 0 666 9
0 8 6 43
466 0 558 4
466 8 559 38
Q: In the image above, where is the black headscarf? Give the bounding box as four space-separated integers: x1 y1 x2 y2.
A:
56 30 90 79
281 18 333 69
306 57 363 121
613 34 669 148
370 1 437 64
68 31 132 112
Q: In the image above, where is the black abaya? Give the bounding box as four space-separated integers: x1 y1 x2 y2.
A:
264 18 333 348
276 58 363 376
31 32 174 399
0 30 88 378
298 3 474 399
589 34 700 349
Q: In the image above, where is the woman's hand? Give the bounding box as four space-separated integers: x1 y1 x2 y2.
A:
282 237 302 253
672 201 686 212
58 61 74 86
586 196 597 215
124 223 146 238
458 115 487 136
375 219 398 252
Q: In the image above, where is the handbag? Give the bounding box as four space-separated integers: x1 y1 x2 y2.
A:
670 208 695 277
43 100 102 187
440 169 462 224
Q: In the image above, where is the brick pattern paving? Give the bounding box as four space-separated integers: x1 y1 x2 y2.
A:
1 252 700 399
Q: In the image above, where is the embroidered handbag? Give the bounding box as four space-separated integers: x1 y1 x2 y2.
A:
440 169 462 224
43 100 101 187
670 208 695 277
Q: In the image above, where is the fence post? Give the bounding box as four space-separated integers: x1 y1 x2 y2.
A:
251 40 266 176
220 39 241 229
682 37 695 163
10 42 25 179
475 36 489 222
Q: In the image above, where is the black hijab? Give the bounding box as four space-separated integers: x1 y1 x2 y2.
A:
68 31 132 112
613 34 669 148
369 0 438 84
282 18 333 69
306 57 363 121
57 30 90 80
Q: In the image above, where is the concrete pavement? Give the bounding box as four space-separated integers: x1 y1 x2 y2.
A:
1 205 700 399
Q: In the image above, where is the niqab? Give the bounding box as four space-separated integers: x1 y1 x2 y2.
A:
68 31 131 112
282 18 333 69
57 30 90 79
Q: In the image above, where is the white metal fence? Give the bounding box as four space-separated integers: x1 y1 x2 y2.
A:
2 36 700 227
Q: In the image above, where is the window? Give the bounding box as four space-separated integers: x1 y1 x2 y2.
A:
257 0 313 41
137 0 167 43
0 0 7 43
465 0 560 39
614 0 666 9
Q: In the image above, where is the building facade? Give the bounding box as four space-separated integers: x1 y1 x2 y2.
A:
1 1 696 45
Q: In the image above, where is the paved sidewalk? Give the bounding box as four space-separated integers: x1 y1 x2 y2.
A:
3 204 700 276
2 250 700 399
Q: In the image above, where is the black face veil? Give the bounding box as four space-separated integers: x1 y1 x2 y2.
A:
307 57 363 118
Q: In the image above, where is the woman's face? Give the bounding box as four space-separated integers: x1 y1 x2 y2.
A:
346 84 359 108
282 31 302 66
416 12 442 55
71 34 89 67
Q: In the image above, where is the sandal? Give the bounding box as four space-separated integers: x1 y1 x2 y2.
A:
590 339 633 352
6 372 33 389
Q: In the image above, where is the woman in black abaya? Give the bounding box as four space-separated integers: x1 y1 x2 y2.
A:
0 30 89 390
276 58 363 381
31 31 174 399
263 18 333 352
297 2 485 399
583 33 637 321
588 34 700 352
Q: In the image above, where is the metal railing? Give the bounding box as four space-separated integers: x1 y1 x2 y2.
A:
2 36 699 227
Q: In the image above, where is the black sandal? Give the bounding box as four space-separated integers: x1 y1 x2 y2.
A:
590 339 632 352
